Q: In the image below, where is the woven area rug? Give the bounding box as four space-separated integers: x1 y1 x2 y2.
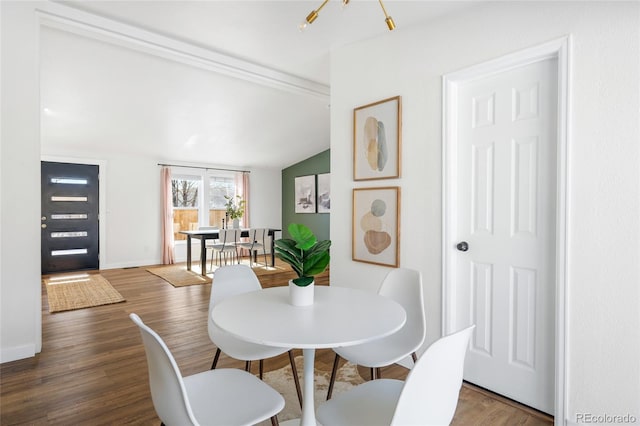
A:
147 258 290 286
145 264 212 287
208 257 290 276
44 273 125 313
257 356 365 424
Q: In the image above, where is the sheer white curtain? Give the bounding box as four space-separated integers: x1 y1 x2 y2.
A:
161 166 175 264
235 171 249 228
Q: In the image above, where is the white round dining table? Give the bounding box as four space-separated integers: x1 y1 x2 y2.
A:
211 285 406 426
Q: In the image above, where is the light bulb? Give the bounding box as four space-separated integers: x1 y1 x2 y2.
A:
298 21 308 32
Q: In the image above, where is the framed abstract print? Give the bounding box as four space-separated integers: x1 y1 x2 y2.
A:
353 96 401 181
352 186 400 267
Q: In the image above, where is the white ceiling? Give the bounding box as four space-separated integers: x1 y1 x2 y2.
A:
41 1 478 169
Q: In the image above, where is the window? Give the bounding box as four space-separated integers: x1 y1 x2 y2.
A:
209 176 235 209
171 168 242 241
172 175 199 207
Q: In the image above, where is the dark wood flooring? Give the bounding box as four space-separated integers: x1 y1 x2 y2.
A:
0 260 553 425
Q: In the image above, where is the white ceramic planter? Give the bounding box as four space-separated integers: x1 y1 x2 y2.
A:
232 219 240 229
289 280 314 306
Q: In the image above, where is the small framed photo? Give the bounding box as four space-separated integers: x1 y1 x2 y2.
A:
294 175 316 213
352 186 400 267
316 173 330 213
353 96 401 181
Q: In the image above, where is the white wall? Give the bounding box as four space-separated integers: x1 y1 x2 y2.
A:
1 1 43 362
329 1 639 423
245 166 283 253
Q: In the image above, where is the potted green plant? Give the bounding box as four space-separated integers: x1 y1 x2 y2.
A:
274 223 331 306
224 195 245 228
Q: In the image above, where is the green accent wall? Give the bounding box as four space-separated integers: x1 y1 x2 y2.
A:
282 149 330 240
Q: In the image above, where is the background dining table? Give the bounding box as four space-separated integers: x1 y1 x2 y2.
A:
179 228 281 275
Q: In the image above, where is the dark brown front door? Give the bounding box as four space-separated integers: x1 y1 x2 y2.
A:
41 161 99 274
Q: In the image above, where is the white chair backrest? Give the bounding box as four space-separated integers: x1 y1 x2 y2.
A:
130 313 197 426
252 228 267 244
218 229 238 246
211 264 261 304
208 265 262 337
243 228 267 250
378 268 426 350
391 325 475 426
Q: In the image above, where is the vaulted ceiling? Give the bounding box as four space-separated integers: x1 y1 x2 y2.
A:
42 1 478 168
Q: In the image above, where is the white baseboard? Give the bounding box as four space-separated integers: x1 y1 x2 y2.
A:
1 343 37 364
101 258 160 270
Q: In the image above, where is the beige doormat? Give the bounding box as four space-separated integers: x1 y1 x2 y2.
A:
44 273 125 313
258 356 365 424
145 264 213 287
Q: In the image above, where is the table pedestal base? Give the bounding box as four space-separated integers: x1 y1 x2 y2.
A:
279 348 322 426
301 348 316 426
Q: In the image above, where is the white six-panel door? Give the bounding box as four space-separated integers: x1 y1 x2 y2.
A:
453 58 558 414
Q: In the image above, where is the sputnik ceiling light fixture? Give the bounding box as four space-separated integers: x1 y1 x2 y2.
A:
299 0 396 31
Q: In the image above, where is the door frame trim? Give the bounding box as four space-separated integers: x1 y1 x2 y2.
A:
42 156 107 270
441 36 571 425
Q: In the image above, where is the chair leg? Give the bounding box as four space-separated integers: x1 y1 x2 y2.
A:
259 359 264 380
270 415 279 426
211 348 221 370
262 250 268 268
326 353 342 400
412 351 418 363
370 367 376 380
245 360 251 372
288 350 303 409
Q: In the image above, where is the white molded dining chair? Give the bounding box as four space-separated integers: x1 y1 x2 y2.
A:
327 268 426 399
235 228 268 267
317 325 475 426
130 313 285 426
209 264 303 408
